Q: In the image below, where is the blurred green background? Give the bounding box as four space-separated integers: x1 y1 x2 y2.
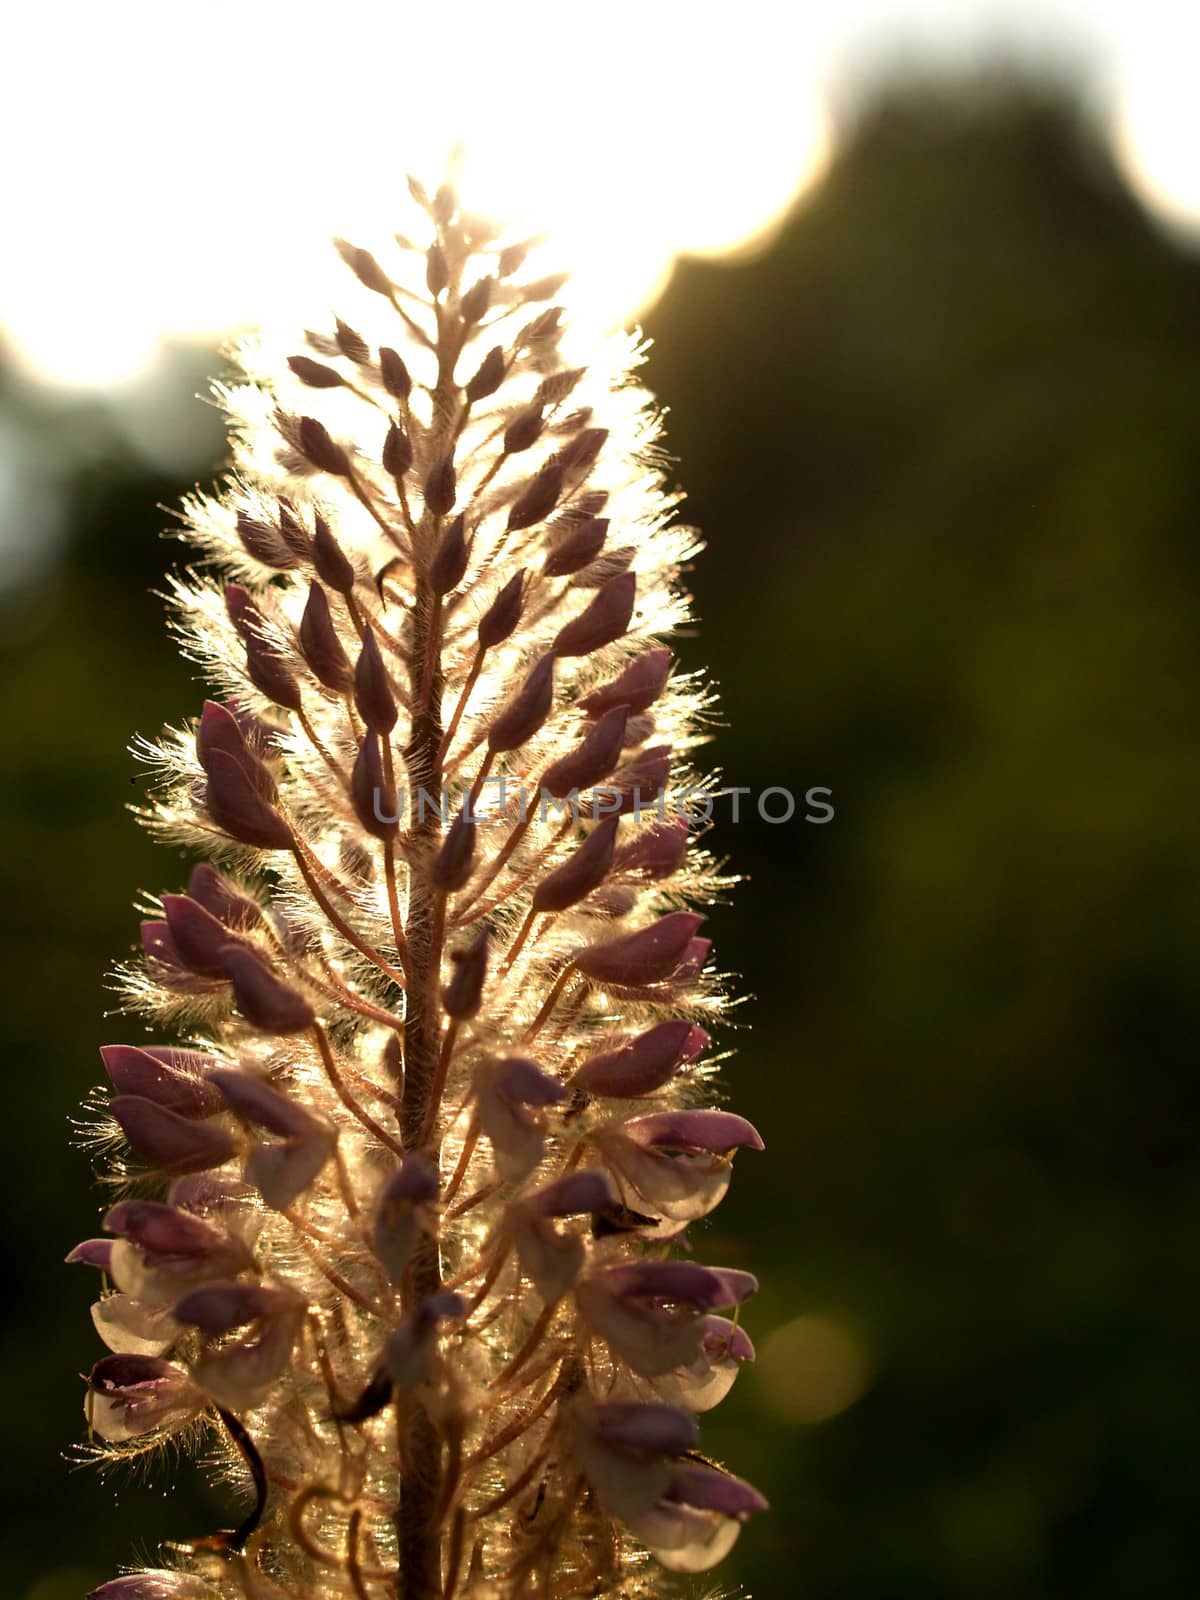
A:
3 69 1198 1600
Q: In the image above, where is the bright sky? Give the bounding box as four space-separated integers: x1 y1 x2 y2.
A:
1 0 1197 391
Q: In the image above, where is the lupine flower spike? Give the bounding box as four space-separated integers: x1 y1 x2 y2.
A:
72 173 765 1600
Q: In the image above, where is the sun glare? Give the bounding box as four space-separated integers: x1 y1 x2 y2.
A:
2 2 828 391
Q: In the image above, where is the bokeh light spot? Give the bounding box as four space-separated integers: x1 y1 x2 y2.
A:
757 1313 872 1425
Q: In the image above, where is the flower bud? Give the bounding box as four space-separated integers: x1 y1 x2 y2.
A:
580 647 671 717
203 750 291 850
110 1098 237 1176
544 516 609 577
465 345 505 403
477 569 526 648
541 707 629 798
613 816 690 880
312 510 356 593
299 581 353 692
382 421 414 482
507 461 564 532
236 511 301 570
379 346 412 402
89 1573 214 1599
288 354 343 390
298 415 351 477
352 727 399 839
100 1044 223 1117
571 1020 708 1098
532 816 620 914
220 945 315 1034
575 912 704 987
554 572 636 657
162 894 242 978
188 863 263 931
354 627 398 733
488 652 555 752
385 1291 466 1394
430 513 470 595
432 808 476 892
424 455 456 516
504 402 544 455
442 927 488 1020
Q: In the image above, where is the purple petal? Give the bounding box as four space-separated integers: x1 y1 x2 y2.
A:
103 1200 228 1259
587 1401 698 1458
580 648 672 718
572 1021 708 1098
533 816 620 914
540 707 629 798
623 1110 764 1156
66 1239 114 1270
527 1170 616 1218
207 1068 323 1139
493 1055 567 1107
110 1097 237 1175
575 913 704 987
554 571 636 657
665 1461 769 1517
100 1045 223 1117
221 945 315 1034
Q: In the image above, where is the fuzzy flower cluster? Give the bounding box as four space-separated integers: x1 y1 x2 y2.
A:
71 175 765 1600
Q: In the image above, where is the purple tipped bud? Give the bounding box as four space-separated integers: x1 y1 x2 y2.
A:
611 745 673 817
312 511 356 593
85 1355 204 1443
140 921 194 988
613 817 690 880
432 809 476 892
354 627 398 733
554 572 636 658
477 570 527 649
541 707 629 798
335 238 394 297
100 1045 223 1117
575 912 704 987
460 275 493 324
207 1069 324 1139
571 1020 708 1098
504 402 545 455
352 727 399 839
287 354 343 390
430 513 470 595
236 511 301 570
111 1097 237 1175
297 415 351 477
220 945 315 1034
426 241 449 296
465 345 505 403
544 516 609 578
581 648 672 718
532 816 620 914
382 421 413 481
507 461 564 532
188 864 263 931
379 346 412 402
488 652 555 752
559 425 608 475
242 621 302 712
196 703 275 797
204 750 291 850
424 455 456 517
161 895 241 979
442 927 488 1020
623 1110 764 1157
299 582 353 693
